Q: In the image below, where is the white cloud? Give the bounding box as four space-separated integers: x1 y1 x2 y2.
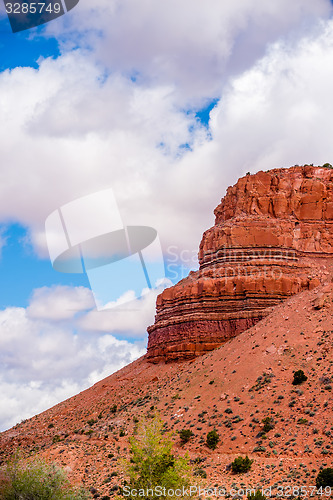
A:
207 19 333 175
79 286 164 336
0 52 206 260
27 285 95 320
47 0 332 104
0 291 146 431
1 8 333 264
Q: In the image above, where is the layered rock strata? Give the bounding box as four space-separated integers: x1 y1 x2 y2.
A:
147 165 333 362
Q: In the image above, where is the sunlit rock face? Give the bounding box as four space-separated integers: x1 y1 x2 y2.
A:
147 165 333 362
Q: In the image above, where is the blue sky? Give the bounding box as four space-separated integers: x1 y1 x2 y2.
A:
0 0 333 431
0 8 211 310
0 11 213 311
0 224 90 308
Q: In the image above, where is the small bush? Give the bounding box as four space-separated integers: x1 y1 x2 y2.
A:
253 445 266 452
262 417 275 433
316 468 333 487
292 370 307 385
206 429 219 449
297 418 308 425
194 468 207 478
248 491 267 500
231 455 254 474
110 404 117 413
87 419 97 427
0 456 89 499
179 429 194 444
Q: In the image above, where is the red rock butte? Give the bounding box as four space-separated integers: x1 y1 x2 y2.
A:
147 165 333 362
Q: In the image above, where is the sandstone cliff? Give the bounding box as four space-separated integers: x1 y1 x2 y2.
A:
147 165 333 362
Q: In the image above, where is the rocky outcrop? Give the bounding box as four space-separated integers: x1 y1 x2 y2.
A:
147 165 333 362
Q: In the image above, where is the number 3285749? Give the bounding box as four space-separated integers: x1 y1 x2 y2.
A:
5 3 62 14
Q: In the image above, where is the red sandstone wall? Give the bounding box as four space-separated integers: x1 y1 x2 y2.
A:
147 166 333 363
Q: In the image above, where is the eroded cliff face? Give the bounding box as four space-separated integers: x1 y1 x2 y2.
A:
147 165 333 362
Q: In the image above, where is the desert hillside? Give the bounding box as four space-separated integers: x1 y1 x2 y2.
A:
0 165 332 498
0 280 332 496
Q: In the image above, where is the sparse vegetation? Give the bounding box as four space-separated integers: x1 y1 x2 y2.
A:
206 429 219 449
122 416 194 499
193 468 207 478
292 370 307 385
179 429 194 444
250 372 274 391
262 417 275 433
297 418 308 425
316 468 333 487
0 455 90 499
248 491 267 500
87 419 97 426
231 456 254 474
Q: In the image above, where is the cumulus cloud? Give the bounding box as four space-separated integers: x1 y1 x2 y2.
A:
1 6 333 265
78 286 164 336
207 19 333 176
0 52 207 261
0 287 147 431
46 0 332 104
27 285 95 320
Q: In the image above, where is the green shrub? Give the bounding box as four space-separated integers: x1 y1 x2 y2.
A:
231 455 254 473
292 370 307 385
262 417 275 433
248 491 267 500
179 429 194 444
297 418 308 425
0 456 89 499
316 468 333 487
193 468 207 478
123 416 195 499
206 429 219 449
